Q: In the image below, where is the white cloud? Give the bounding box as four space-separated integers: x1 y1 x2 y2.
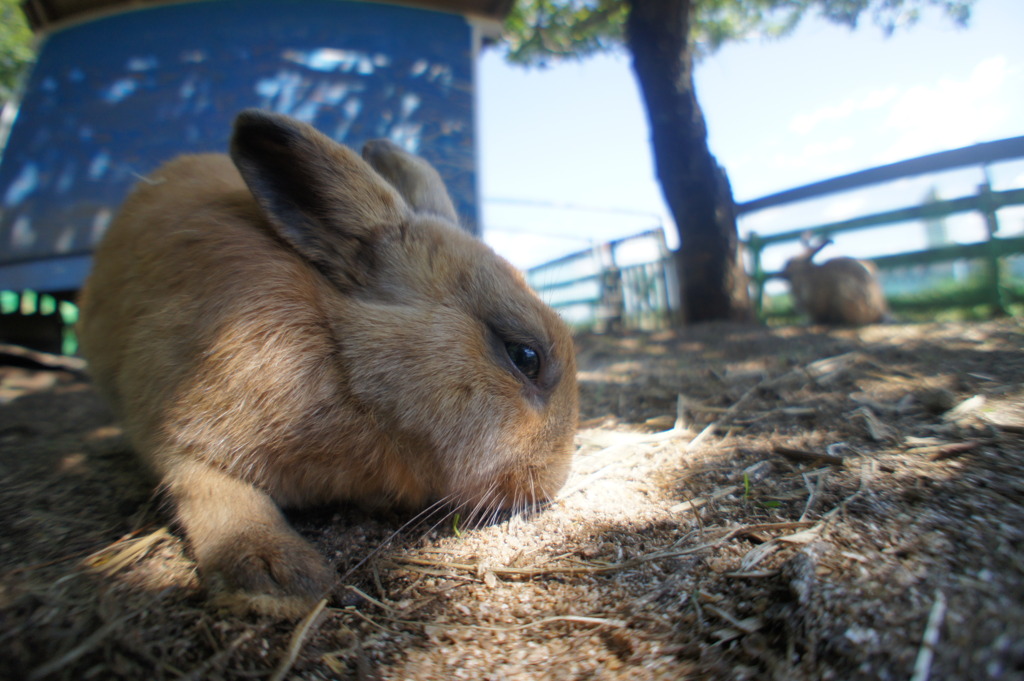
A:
789 87 899 135
772 135 856 170
776 56 1017 183
821 195 868 222
877 56 1011 162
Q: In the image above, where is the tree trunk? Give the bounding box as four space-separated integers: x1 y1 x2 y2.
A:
625 0 753 323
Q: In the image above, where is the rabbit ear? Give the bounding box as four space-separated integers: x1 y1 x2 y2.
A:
230 109 407 290
361 139 459 223
808 238 833 262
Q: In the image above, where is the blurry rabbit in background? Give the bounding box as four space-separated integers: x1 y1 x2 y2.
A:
781 234 889 326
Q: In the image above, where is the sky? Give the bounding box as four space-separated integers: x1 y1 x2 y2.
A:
475 0 1024 272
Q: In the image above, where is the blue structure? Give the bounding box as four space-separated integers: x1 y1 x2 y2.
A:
0 0 506 293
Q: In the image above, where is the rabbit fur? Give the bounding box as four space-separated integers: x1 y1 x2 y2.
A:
781 239 888 326
77 110 579 617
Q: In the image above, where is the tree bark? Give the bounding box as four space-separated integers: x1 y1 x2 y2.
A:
625 0 754 323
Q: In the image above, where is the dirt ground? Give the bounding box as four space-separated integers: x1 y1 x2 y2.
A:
1 319 1023 681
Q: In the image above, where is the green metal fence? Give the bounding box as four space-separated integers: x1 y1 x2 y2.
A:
742 136 1024 319
529 136 1024 328
525 228 679 331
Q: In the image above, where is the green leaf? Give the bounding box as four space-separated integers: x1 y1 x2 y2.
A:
0 0 34 105
500 0 975 66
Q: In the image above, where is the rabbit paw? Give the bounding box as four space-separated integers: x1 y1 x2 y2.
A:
204 529 336 618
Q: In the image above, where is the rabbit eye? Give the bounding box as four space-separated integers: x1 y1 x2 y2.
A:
505 342 541 382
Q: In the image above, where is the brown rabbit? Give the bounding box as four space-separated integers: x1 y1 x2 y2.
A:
77 110 578 617
781 235 888 326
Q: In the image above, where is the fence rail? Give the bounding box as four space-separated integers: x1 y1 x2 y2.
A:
736 136 1024 214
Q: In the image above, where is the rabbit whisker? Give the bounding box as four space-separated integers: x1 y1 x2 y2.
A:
339 495 454 581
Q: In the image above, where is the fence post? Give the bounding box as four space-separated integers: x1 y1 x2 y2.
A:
746 232 766 321
978 174 1008 317
596 242 624 333
654 228 683 327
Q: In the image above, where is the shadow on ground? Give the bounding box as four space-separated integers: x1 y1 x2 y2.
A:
1 320 1022 680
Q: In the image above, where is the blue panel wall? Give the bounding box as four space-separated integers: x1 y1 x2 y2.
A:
0 0 478 292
